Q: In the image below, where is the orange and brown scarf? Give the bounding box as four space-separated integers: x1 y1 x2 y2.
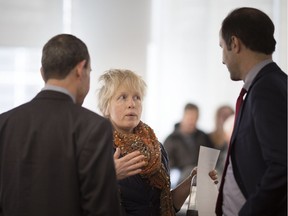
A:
113 121 175 216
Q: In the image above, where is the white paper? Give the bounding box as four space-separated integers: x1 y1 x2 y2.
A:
196 146 220 216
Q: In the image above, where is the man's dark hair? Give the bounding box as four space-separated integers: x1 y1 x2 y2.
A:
184 103 199 112
221 7 276 54
41 34 90 81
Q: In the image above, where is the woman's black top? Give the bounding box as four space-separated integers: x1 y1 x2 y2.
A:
118 144 169 216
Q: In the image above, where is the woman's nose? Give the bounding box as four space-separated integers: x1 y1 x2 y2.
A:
128 98 135 108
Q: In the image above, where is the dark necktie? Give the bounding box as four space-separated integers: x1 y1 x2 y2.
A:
215 88 247 216
235 88 247 119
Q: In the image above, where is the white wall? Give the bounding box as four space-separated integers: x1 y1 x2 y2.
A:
71 0 151 114
0 0 63 47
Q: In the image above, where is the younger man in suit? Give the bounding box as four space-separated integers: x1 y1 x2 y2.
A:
216 7 287 216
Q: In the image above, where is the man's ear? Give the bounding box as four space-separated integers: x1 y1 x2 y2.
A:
230 36 241 53
75 60 87 77
40 67 47 82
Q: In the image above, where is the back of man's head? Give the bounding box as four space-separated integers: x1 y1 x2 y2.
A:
41 34 90 82
221 7 276 55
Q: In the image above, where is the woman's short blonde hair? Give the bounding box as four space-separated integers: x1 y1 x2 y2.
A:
97 69 147 116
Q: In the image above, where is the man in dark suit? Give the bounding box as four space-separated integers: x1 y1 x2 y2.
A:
0 34 121 216
164 103 213 185
216 7 287 216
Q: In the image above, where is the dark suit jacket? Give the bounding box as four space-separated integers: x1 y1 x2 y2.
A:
219 63 287 216
0 90 121 216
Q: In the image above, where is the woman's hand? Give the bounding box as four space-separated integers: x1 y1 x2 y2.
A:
114 148 147 180
189 167 197 178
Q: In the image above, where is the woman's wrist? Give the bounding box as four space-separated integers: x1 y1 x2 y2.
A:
189 167 197 178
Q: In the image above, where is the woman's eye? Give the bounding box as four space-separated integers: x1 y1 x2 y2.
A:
134 95 141 101
118 95 126 100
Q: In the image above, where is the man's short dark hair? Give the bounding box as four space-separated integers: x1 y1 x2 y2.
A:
184 103 199 112
221 7 276 55
41 34 90 81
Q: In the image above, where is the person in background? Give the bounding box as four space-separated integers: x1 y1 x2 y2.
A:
208 105 234 181
0 34 121 216
97 69 218 216
222 114 235 146
216 7 287 216
163 103 213 184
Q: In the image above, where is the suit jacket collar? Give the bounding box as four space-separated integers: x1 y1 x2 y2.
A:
243 59 273 91
42 84 76 103
33 90 75 103
230 62 278 145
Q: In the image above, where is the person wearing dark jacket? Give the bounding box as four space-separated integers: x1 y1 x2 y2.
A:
216 7 287 216
0 34 121 216
164 103 213 184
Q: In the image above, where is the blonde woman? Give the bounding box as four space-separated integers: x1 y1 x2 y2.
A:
97 69 217 216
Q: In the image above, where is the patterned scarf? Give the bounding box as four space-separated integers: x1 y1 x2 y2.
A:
113 121 175 216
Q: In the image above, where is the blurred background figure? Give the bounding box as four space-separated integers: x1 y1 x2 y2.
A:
208 105 234 181
223 114 235 145
163 103 212 186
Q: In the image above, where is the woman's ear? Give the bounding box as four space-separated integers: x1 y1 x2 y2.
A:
104 108 109 117
104 103 110 117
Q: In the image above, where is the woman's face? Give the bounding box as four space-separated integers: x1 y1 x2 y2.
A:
107 84 142 134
